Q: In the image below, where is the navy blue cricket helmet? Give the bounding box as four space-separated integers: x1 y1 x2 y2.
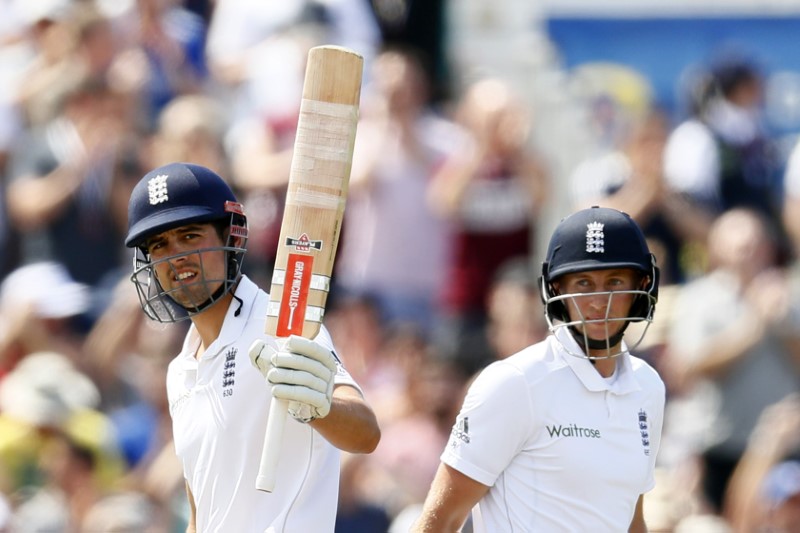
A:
539 206 659 357
126 162 248 323
126 162 241 248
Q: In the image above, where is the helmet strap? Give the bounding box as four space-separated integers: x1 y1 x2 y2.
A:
183 281 229 314
568 323 629 352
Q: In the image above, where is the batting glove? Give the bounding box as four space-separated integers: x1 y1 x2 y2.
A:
249 335 337 423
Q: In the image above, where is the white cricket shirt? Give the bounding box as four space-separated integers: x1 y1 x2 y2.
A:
166 276 358 533
442 328 665 532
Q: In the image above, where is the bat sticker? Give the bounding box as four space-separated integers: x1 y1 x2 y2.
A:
285 233 323 252
276 253 313 336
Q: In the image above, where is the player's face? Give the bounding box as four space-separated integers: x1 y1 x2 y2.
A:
144 223 227 308
554 268 641 344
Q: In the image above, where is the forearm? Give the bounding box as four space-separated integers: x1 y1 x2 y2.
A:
660 192 715 243
7 165 85 227
413 500 470 533
412 464 488 532
185 481 197 533
427 153 481 218
413 513 465 532
310 386 380 453
601 179 662 225
688 314 764 379
628 495 648 533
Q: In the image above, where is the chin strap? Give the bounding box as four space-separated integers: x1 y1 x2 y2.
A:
568 323 628 352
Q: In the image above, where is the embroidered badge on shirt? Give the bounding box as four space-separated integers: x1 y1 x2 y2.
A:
222 348 236 398
586 221 605 253
638 409 650 456
148 174 169 205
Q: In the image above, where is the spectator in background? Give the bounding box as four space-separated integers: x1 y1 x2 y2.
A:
0 352 124 504
81 491 162 533
6 72 135 293
0 116 21 284
146 92 227 172
725 393 800 532
370 355 466 515
368 0 449 103
0 261 91 374
781 137 800 261
664 208 800 516
570 109 713 283
206 0 379 128
88 0 210 131
761 460 800 533
0 493 8 532
335 46 461 337
428 77 549 375
484 256 547 360
663 54 787 263
0 0 27 283
10 431 102 531
335 452 392 533
11 0 78 128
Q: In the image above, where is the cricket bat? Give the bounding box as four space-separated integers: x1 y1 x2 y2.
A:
257 45 363 492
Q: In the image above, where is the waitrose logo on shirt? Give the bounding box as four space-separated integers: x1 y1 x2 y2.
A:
546 424 601 439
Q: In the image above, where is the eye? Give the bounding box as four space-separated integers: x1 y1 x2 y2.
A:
572 278 594 292
147 240 165 254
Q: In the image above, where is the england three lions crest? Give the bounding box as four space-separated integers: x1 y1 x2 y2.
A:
638 409 650 456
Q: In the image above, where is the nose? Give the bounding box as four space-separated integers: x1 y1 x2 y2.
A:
585 292 612 315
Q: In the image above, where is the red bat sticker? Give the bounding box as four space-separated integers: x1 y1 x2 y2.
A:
277 254 313 336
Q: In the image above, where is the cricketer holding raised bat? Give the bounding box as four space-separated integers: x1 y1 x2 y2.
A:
413 206 666 532
125 162 379 532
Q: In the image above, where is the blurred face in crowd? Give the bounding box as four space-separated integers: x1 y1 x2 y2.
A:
708 208 775 283
458 78 530 156
371 50 429 115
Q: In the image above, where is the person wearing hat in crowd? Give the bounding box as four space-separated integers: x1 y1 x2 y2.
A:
663 53 787 260
0 350 124 529
0 261 91 376
124 162 380 532
412 206 665 532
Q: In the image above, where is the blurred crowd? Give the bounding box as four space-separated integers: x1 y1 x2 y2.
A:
0 0 797 532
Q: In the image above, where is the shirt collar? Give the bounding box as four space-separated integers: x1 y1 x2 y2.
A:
552 327 641 395
184 275 258 360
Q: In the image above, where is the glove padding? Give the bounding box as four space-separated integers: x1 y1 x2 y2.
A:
249 335 337 423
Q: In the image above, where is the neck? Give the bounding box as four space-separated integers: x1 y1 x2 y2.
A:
191 293 233 358
590 356 617 378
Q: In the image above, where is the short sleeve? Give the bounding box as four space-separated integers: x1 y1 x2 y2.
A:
315 325 359 391
441 361 533 487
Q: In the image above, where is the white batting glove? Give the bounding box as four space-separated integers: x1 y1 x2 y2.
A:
249 335 337 423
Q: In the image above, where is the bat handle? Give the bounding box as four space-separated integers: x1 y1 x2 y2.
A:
256 397 288 492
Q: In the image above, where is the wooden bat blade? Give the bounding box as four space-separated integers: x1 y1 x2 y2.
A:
257 45 363 493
